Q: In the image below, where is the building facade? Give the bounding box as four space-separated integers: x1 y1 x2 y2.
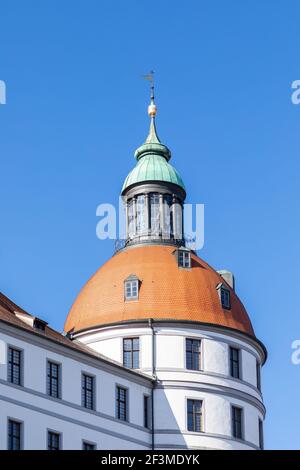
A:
0 93 266 450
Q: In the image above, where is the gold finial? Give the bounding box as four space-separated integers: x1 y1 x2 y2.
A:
142 70 157 117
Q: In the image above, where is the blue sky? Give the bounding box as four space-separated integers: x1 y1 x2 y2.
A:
0 0 299 449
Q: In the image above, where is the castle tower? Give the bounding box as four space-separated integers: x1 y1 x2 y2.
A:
64 89 266 450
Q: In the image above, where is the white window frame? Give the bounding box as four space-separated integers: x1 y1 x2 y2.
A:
178 250 191 268
125 279 139 300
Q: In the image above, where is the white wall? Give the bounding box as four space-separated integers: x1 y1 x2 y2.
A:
0 325 152 450
77 322 265 450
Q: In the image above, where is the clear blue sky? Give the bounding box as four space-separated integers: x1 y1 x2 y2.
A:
0 0 299 449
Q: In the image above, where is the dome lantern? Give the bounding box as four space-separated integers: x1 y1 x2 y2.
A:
122 82 186 248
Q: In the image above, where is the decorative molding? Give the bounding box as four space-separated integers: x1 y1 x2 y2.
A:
0 392 151 448
0 321 153 388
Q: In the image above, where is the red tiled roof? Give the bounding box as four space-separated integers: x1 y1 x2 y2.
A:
65 245 255 336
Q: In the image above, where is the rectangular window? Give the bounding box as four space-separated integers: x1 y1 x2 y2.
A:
187 399 203 432
232 406 243 439
82 441 96 450
259 418 264 449
186 338 201 370
47 361 61 398
128 199 135 238
136 195 146 234
178 250 191 268
116 386 128 421
48 431 61 450
256 361 261 391
123 338 139 369
82 373 95 410
125 280 139 300
144 395 150 429
230 347 240 379
221 287 231 309
8 347 22 385
8 420 21 450
150 193 160 234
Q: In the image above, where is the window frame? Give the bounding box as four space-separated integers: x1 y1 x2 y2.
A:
178 250 191 268
46 359 61 399
143 394 150 429
7 418 22 450
220 286 231 309
186 398 203 433
82 440 97 450
7 345 23 386
256 360 261 391
116 385 129 422
123 337 140 369
185 338 202 371
258 418 264 450
231 405 244 440
124 279 139 301
47 429 61 450
81 372 96 410
229 346 241 379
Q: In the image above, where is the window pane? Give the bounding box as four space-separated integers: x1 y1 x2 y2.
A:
163 195 172 237
187 400 202 432
132 351 139 369
82 374 94 410
230 348 240 379
128 200 135 237
83 442 96 450
8 420 21 450
232 407 243 439
47 362 60 398
144 396 149 428
117 387 127 421
136 195 146 234
186 339 201 370
8 348 21 385
150 193 160 235
123 351 131 368
123 338 139 369
48 431 60 450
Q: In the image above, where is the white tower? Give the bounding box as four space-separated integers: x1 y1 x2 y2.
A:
65 89 266 450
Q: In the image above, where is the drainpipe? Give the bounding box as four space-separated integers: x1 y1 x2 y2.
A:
148 318 156 451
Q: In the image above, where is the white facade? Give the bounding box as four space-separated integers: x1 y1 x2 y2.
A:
0 319 152 450
72 321 266 450
0 310 266 450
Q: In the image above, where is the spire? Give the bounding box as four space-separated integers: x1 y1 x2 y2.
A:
134 72 171 161
143 71 160 144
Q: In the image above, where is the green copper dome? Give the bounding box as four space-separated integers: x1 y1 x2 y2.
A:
121 102 185 194
122 154 185 192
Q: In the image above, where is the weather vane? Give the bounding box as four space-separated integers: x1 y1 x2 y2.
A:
142 70 155 101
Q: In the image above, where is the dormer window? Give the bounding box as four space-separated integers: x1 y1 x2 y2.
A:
221 286 231 309
178 249 191 268
216 283 231 309
33 318 47 331
124 275 140 301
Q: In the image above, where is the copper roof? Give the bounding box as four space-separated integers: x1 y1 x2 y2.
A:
65 245 255 336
